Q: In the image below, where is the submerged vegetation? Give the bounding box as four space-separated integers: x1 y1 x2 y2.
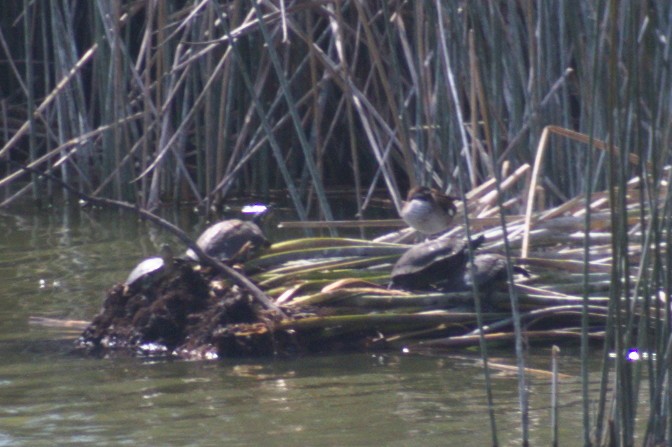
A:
3 1 672 446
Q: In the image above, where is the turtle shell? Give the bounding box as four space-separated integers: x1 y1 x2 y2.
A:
185 219 269 262
391 235 485 290
460 254 529 291
124 256 165 289
124 245 174 293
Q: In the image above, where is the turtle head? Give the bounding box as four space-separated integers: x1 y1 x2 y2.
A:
159 244 174 262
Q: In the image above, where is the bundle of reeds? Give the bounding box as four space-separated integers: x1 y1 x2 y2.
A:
254 154 671 446
250 158 656 348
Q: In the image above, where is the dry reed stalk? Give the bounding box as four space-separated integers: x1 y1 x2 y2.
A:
0 44 98 161
522 125 647 258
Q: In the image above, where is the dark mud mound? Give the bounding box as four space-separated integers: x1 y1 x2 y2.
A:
75 263 381 359
76 263 278 359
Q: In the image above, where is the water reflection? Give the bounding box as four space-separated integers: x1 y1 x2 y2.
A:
0 203 610 446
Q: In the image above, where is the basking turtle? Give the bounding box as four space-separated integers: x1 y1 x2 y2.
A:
184 219 270 262
391 235 485 290
124 244 174 293
456 253 529 292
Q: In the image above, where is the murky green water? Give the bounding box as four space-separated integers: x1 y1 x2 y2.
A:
0 204 607 445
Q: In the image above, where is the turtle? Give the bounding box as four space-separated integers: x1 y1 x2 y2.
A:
124 244 174 293
391 235 485 290
184 219 270 262
455 253 530 292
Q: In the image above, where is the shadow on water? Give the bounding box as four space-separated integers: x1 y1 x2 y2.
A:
0 202 628 446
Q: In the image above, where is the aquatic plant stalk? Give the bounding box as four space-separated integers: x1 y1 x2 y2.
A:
551 345 560 447
436 6 499 443
251 2 335 230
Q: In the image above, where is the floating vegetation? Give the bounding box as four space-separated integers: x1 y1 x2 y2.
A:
75 165 662 361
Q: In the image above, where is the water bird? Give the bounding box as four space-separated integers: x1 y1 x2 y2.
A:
400 186 457 235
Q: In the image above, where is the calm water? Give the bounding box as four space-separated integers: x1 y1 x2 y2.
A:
0 204 610 446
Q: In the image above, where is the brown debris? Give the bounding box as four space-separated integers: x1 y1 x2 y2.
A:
75 262 380 359
76 261 272 358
